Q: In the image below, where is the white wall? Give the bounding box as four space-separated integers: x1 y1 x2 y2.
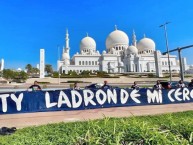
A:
100 54 119 73
73 55 100 66
61 65 99 74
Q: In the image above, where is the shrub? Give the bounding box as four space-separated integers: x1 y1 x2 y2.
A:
68 70 78 76
80 70 91 76
37 82 50 84
147 73 155 78
52 71 59 78
185 74 193 78
67 80 83 83
97 71 107 77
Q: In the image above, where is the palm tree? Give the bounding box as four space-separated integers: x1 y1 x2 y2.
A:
45 64 53 75
25 64 33 74
32 68 39 74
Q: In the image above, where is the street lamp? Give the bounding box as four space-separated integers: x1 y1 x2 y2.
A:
160 22 172 82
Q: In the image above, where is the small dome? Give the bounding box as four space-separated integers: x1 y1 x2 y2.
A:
80 36 96 52
137 37 155 52
102 50 107 54
127 45 138 54
106 30 129 50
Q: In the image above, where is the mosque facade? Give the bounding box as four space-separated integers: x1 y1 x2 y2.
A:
57 27 188 75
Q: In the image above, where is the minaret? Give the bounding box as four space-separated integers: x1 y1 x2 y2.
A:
132 30 137 47
115 25 118 30
62 45 65 53
65 29 70 56
65 29 70 49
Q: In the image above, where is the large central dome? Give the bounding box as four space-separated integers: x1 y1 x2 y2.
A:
106 30 129 49
80 36 96 52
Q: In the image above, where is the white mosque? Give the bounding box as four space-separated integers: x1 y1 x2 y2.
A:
57 27 188 76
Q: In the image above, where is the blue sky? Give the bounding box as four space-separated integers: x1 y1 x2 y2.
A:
0 0 193 70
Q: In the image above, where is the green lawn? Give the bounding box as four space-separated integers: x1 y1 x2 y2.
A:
1 111 193 144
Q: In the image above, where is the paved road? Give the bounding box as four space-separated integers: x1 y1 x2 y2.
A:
1 103 193 128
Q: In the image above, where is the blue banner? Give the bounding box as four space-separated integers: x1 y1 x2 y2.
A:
0 88 193 114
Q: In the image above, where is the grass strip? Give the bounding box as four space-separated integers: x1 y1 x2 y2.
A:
1 111 193 144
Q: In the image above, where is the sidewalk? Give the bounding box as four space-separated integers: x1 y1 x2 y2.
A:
1 103 193 128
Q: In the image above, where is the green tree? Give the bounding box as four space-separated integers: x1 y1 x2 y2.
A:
18 71 28 81
32 67 39 74
3 69 15 82
25 64 33 74
0 71 2 77
3 69 28 82
45 64 53 74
